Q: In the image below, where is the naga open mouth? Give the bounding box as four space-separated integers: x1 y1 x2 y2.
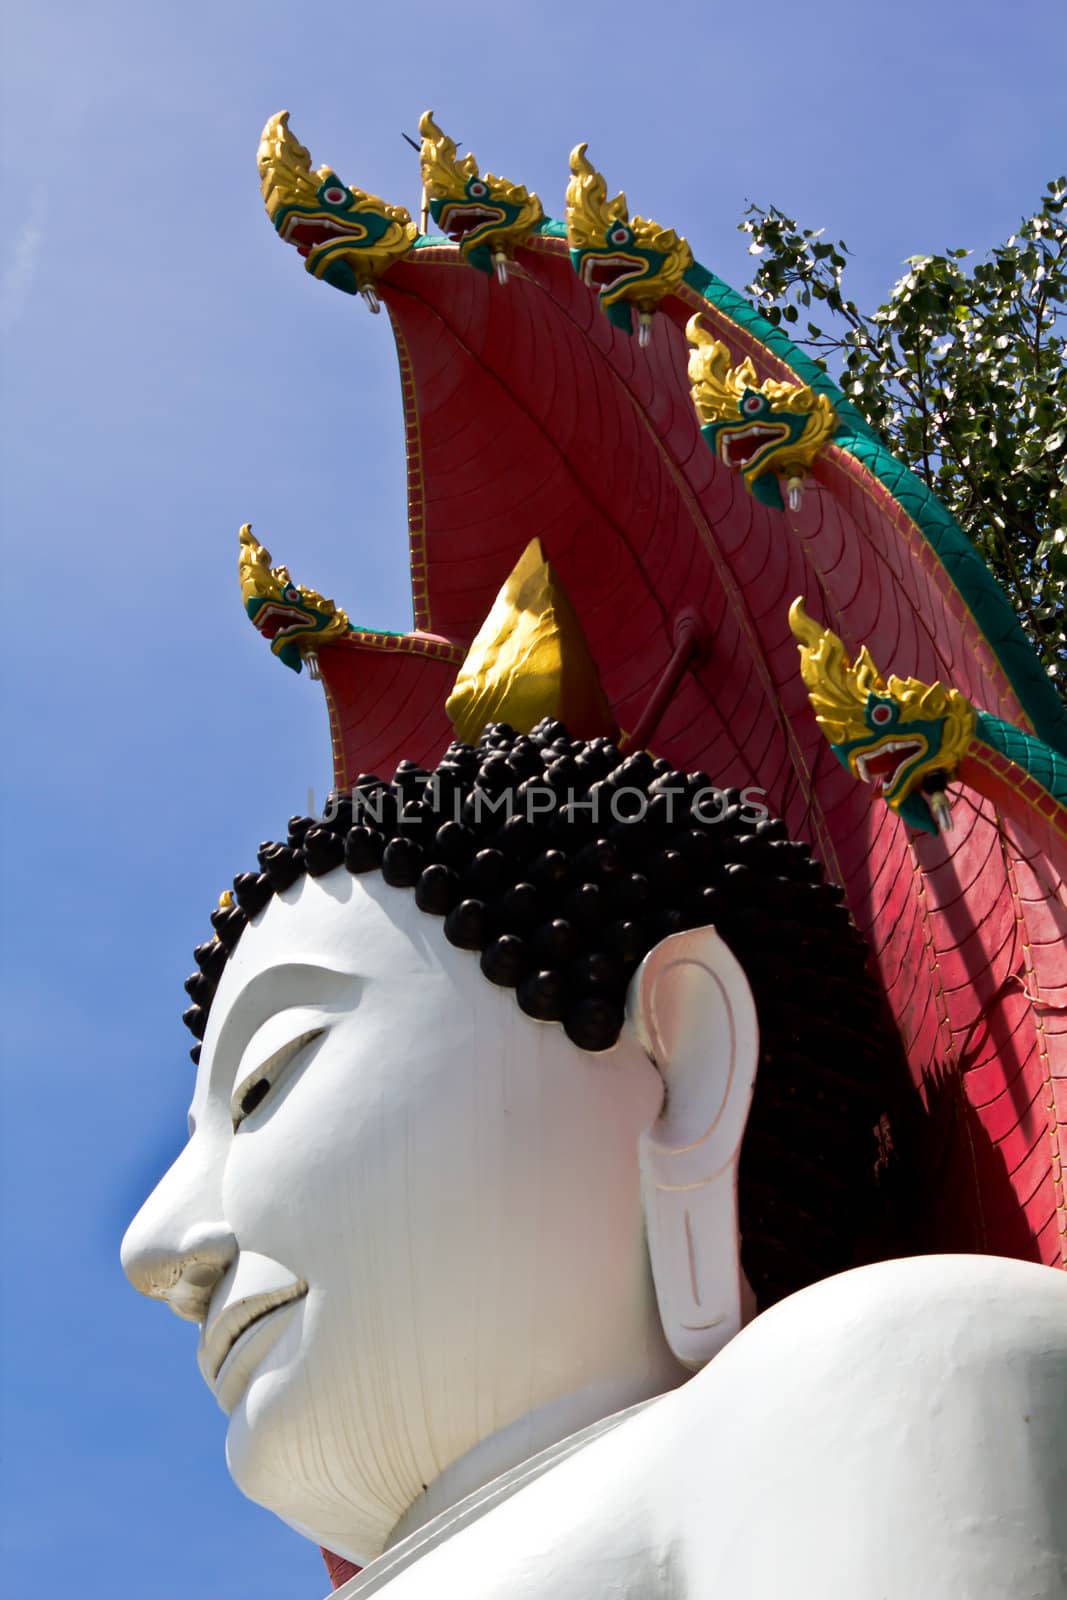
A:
580 253 646 296
854 737 926 793
718 424 789 468
438 202 506 242
279 213 368 259
254 603 314 641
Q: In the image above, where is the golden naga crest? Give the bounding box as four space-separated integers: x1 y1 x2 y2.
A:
418 110 543 273
687 319 837 511
565 144 692 340
239 523 350 675
789 598 976 833
257 111 417 305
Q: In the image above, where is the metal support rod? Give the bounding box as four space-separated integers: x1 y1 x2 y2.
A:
624 611 708 752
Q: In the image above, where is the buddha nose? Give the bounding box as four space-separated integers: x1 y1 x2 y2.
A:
121 1136 237 1324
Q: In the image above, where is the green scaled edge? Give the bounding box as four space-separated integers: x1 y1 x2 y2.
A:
681 261 1066 755
685 264 1067 755
975 711 1067 808
406 223 1067 756
682 260 877 440
834 432 1067 756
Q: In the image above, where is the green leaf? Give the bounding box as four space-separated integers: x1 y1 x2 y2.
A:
736 176 1067 700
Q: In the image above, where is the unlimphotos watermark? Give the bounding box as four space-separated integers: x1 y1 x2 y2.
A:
307 780 769 830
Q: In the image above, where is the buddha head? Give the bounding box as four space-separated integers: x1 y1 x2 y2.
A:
122 720 897 1566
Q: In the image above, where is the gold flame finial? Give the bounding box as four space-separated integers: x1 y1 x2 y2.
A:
446 539 616 743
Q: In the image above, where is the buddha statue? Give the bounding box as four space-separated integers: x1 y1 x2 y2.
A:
122 720 1067 1597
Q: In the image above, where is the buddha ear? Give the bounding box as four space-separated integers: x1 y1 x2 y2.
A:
626 926 758 1370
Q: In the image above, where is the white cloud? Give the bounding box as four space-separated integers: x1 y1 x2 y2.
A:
1 189 45 333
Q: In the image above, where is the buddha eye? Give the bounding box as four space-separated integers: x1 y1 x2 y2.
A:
231 1028 324 1131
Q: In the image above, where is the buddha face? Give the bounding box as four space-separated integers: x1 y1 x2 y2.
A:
121 870 674 1564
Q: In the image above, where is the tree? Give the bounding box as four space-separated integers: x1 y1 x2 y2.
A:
739 179 1067 705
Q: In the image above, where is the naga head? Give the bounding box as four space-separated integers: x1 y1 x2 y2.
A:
687 320 837 510
418 110 543 273
566 145 692 335
789 598 976 833
239 524 349 673
257 111 417 298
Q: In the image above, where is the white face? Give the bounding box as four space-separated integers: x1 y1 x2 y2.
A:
121 871 670 1564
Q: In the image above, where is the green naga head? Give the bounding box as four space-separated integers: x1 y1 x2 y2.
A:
687 320 838 511
789 599 977 834
418 110 543 275
257 111 417 299
565 145 692 335
239 524 350 674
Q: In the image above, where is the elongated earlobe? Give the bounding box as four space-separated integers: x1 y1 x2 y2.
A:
627 926 758 1369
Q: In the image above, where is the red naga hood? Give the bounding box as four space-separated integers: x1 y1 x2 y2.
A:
252 141 1067 1336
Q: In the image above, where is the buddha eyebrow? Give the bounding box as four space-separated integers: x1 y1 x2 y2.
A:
206 963 359 1086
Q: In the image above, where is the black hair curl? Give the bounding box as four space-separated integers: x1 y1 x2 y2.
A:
182 718 907 1306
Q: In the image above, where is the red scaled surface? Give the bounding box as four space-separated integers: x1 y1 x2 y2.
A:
322 1549 361 1589
312 234 1065 1269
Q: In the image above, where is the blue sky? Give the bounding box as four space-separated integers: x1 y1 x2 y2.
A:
1 1 1063 1594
